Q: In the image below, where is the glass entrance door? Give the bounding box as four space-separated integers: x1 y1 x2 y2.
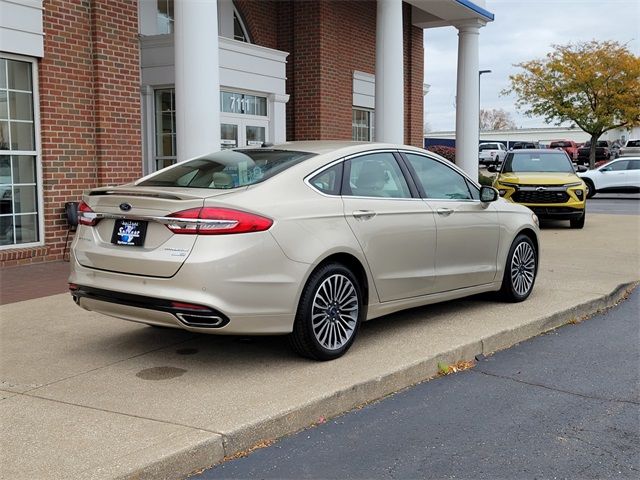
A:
221 123 238 150
245 124 266 147
220 118 269 149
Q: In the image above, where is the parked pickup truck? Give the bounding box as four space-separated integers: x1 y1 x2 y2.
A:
549 139 579 161
577 140 611 165
619 139 640 157
478 142 507 166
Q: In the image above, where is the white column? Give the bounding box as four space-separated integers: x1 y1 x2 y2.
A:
455 21 484 178
375 0 404 144
175 0 220 161
270 93 290 145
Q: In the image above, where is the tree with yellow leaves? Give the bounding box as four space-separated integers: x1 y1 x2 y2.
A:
505 40 640 169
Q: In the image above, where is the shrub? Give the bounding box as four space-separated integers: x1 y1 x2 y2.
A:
426 145 456 162
478 172 495 186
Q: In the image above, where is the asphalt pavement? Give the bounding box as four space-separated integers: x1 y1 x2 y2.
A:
199 287 640 480
586 194 640 215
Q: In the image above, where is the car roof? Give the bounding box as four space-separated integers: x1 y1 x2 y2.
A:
238 141 434 157
509 149 566 153
257 141 400 155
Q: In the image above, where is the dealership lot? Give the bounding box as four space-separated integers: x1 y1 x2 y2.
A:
1 213 639 479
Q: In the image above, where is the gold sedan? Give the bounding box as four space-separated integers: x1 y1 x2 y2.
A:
70 142 540 360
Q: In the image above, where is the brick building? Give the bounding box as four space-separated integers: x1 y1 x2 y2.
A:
0 0 493 266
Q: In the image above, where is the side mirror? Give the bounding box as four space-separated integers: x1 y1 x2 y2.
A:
480 186 499 203
576 165 588 173
487 165 497 173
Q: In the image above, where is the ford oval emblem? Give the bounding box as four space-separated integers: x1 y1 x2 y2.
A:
119 203 132 212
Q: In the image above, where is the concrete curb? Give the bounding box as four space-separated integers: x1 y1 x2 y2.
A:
120 281 637 480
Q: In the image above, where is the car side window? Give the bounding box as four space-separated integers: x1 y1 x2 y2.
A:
607 160 628 171
404 153 475 200
626 160 640 170
465 179 480 200
309 163 343 195
343 153 411 198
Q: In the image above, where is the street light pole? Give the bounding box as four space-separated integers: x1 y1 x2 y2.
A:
478 69 492 133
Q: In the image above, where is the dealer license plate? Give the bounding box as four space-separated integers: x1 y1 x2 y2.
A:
111 219 148 247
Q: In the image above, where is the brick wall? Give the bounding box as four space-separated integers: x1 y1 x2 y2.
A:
237 0 423 147
2 0 424 266
235 0 278 49
91 0 142 186
0 0 140 267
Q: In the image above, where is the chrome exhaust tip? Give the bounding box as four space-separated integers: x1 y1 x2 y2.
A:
175 313 226 328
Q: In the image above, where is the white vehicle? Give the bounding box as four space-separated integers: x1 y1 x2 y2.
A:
479 143 507 166
578 157 640 198
619 140 640 157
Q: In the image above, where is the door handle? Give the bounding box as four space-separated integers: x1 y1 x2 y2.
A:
436 208 454 216
352 210 376 221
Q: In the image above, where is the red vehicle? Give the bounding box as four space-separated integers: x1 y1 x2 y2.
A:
549 140 579 161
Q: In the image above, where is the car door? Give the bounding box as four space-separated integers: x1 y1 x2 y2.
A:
341 151 438 302
599 159 629 190
401 152 500 292
624 159 640 188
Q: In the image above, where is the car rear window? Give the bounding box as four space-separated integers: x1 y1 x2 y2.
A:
550 141 570 148
502 151 574 173
626 140 640 147
479 144 498 151
138 149 316 189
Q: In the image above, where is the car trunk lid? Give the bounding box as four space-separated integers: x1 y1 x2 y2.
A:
73 186 239 277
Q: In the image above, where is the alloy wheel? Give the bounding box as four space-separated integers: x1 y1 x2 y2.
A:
311 274 359 350
510 242 536 297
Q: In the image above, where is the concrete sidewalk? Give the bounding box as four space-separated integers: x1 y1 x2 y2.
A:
1 213 639 480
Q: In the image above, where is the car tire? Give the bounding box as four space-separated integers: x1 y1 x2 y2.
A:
584 179 596 199
289 263 363 361
499 234 537 303
570 211 586 229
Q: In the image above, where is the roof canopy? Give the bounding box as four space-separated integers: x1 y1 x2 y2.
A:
407 0 494 28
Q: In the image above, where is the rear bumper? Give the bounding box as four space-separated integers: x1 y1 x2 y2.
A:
479 156 499 164
70 285 230 329
69 232 308 334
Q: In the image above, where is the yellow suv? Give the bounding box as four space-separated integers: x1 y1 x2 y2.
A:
490 149 587 228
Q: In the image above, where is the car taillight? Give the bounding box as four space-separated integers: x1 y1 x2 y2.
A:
78 201 98 226
164 207 273 235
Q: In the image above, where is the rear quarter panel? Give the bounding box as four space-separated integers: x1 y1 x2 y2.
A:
209 169 380 305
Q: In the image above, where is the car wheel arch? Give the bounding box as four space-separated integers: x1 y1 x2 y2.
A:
516 227 539 258
299 252 371 314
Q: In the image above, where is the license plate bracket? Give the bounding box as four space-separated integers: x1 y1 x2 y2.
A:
111 219 148 247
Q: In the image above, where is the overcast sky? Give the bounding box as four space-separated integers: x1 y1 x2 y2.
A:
423 0 640 132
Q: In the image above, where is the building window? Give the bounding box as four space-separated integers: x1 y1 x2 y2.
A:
0 57 40 248
157 0 174 34
233 9 250 42
220 91 267 116
352 108 375 141
154 88 176 170
152 88 269 170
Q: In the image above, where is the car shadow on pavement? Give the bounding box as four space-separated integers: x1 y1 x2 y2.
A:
71 295 496 365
